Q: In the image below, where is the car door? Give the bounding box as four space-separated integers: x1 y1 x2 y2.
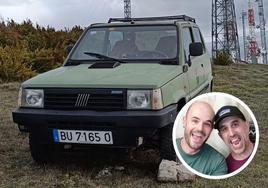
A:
182 26 202 98
192 26 212 88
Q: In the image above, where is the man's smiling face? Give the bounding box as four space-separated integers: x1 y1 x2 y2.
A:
218 116 251 156
183 102 214 154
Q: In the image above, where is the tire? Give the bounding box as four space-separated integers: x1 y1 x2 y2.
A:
159 124 176 161
29 133 51 164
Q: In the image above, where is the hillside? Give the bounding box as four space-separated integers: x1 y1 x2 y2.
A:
0 64 267 187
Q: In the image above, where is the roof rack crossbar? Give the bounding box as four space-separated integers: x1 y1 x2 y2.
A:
108 15 195 23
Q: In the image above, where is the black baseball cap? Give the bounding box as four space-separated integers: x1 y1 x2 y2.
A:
214 106 246 130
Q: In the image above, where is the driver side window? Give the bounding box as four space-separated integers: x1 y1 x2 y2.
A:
182 27 193 59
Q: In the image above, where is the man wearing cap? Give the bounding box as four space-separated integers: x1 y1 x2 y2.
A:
214 106 254 173
176 101 227 175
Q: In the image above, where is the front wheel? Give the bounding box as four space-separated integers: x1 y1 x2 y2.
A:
29 133 52 164
159 124 176 161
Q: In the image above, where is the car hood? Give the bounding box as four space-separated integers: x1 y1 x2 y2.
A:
22 63 183 89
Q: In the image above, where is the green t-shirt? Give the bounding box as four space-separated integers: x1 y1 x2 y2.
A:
176 138 227 176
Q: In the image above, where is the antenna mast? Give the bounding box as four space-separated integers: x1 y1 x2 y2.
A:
247 0 259 64
256 0 267 64
242 10 247 61
124 0 131 19
212 0 241 61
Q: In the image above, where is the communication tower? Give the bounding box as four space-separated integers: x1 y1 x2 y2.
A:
256 0 267 64
212 0 241 61
124 0 131 19
242 10 247 61
247 0 258 64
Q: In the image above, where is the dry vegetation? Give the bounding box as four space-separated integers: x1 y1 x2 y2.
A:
0 64 268 187
0 19 83 82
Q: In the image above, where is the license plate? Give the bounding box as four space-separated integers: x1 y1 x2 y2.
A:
53 129 113 145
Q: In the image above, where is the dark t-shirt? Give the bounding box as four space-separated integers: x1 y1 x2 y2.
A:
226 154 250 173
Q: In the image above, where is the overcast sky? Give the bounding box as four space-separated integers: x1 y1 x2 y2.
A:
0 0 267 48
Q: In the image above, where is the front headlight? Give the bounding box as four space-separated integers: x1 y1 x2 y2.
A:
20 89 44 108
127 90 151 109
127 89 163 110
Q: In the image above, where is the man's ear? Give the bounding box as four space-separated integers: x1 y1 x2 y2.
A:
245 121 251 130
183 116 186 128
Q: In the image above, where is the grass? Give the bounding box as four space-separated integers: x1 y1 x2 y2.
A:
0 64 268 187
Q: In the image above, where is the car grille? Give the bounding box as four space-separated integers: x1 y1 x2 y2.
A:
44 89 126 110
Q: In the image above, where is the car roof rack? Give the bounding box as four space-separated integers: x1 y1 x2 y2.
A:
108 15 195 23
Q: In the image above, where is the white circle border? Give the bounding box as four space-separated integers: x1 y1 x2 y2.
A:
172 92 260 180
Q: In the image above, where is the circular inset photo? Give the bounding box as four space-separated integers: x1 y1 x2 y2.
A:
172 92 259 179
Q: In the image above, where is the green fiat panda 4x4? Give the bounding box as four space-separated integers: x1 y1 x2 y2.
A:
13 15 213 163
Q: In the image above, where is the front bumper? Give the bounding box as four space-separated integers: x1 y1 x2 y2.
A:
12 104 177 147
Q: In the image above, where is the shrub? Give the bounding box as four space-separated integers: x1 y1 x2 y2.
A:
27 48 63 73
0 46 36 82
0 19 84 82
213 52 234 66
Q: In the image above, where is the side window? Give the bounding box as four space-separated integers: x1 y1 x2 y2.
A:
182 27 193 58
192 27 205 51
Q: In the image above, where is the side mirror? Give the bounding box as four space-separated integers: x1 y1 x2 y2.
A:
189 42 203 57
66 45 73 54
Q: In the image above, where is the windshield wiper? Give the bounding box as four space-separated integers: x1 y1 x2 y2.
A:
84 52 126 64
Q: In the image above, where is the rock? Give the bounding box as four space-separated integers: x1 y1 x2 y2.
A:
157 159 178 182
114 166 125 171
95 167 112 179
95 166 125 179
157 159 195 182
177 163 195 182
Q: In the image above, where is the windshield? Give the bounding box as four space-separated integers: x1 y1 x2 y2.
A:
70 25 178 61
